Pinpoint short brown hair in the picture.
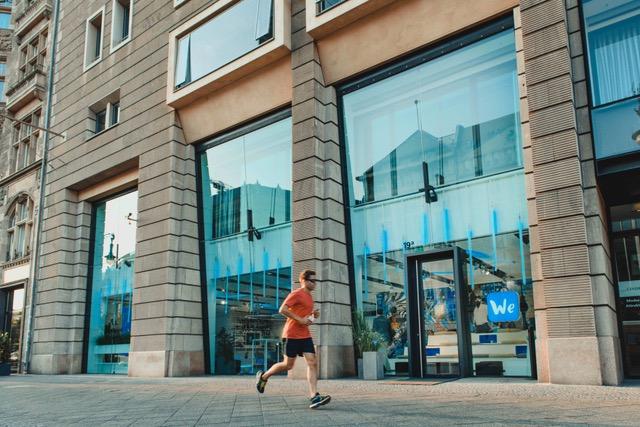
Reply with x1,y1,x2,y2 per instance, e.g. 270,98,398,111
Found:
299,269,316,282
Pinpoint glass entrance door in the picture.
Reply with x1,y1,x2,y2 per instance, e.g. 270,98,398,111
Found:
610,202,640,378
408,247,472,378
419,256,460,376
408,245,534,378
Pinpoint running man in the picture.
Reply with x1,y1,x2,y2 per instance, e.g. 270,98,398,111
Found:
255,269,331,409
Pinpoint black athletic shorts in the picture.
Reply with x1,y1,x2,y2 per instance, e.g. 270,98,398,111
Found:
283,337,315,358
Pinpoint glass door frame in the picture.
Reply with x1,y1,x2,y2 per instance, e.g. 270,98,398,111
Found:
610,227,640,379
82,187,138,374
405,246,473,378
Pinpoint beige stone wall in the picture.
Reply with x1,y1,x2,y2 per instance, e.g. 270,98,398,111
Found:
518,0,623,385
0,0,45,374
24,0,628,383
31,0,206,375
290,0,355,379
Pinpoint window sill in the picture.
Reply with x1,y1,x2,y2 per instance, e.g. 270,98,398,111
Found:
174,0,189,8
86,122,119,142
306,0,397,39
0,159,42,186
110,37,131,55
2,255,31,270
83,56,103,73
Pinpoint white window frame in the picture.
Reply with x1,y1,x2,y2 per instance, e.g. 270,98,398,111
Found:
6,197,33,261
110,0,133,54
84,7,106,72
88,91,121,139
174,0,189,8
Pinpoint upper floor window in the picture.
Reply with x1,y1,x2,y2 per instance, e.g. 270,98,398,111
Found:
18,29,48,80
583,0,640,159
111,0,132,50
7,197,34,261
89,91,120,136
11,109,40,173
0,12,10,29
84,8,105,70
174,0,274,89
316,0,346,14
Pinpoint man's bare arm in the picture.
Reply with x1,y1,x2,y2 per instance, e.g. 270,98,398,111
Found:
280,304,312,326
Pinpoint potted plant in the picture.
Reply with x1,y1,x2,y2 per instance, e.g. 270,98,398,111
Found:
352,311,385,380
0,332,12,376
215,327,238,374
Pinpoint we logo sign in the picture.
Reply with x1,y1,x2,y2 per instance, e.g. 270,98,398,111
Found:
486,291,520,322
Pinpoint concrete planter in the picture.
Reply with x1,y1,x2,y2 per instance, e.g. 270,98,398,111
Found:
362,351,384,380
0,363,11,376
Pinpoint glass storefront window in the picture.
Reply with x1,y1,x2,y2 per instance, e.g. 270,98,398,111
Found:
583,0,640,159
342,27,533,377
343,30,521,206
199,115,292,375
86,190,138,374
611,203,640,377
0,286,24,372
175,0,274,88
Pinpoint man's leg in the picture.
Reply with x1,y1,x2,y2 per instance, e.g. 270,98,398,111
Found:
304,352,331,409
303,352,318,398
262,356,296,380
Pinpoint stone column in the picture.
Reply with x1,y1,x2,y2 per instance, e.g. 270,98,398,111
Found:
519,0,623,385
290,0,355,378
128,122,204,377
30,188,90,374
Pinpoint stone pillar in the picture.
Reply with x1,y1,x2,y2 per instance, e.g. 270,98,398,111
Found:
128,123,205,377
290,0,355,378
519,0,623,385
30,188,90,374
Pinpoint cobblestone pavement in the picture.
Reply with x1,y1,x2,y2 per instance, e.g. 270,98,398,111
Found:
2,375,640,426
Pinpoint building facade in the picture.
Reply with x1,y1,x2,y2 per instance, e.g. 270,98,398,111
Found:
14,0,640,385
0,0,53,374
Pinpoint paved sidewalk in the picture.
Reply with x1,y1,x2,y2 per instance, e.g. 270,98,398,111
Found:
1,375,640,426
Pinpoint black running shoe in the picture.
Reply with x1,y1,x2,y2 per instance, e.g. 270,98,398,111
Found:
309,393,331,409
256,370,267,394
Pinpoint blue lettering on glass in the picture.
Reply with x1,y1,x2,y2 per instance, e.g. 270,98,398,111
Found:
486,291,520,322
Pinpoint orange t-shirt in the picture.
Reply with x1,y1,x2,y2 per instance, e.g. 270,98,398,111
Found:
281,288,314,339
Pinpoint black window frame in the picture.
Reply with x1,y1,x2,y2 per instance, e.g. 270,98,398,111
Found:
194,107,292,375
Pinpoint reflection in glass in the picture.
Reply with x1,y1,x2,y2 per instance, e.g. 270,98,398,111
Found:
583,0,640,107
583,0,640,159
421,258,459,376
200,117,292,374
344,30,521,205
175,0,274,88
0,287,24,372
86,191,137,374
592,93,640,158
342,28,533,376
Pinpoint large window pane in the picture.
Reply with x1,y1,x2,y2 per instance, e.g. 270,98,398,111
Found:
175,0,274,88
583,0,640,106
86,191,137,374
343,30,521,206
200,116,292,375
583,0,640,159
